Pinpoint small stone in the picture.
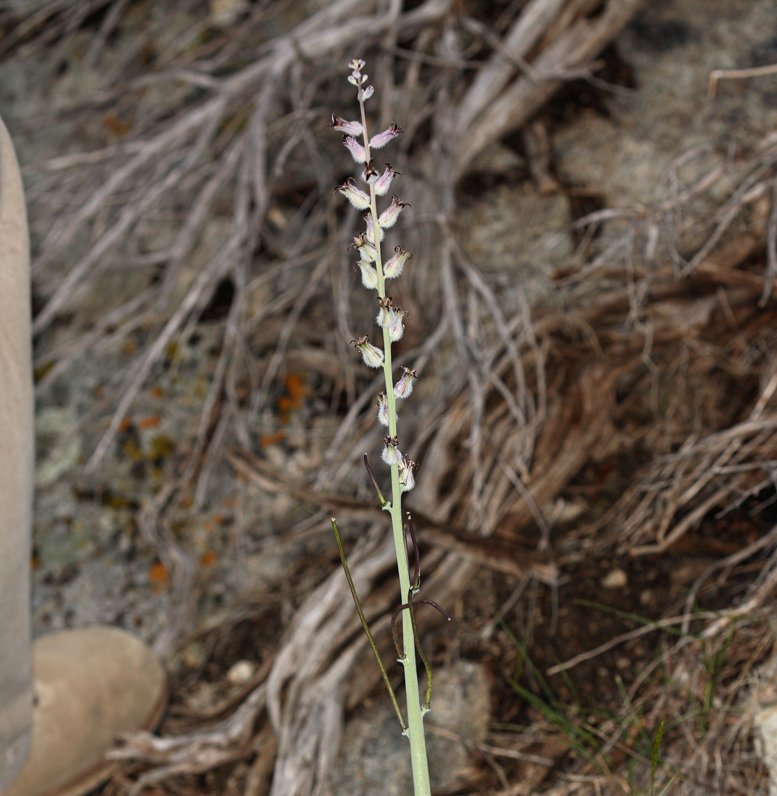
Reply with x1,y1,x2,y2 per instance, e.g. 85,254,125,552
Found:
600,568,628,589
227,660,256,684
181,642,205,669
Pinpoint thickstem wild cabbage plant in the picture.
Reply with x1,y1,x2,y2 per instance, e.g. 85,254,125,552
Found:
328,59,450,796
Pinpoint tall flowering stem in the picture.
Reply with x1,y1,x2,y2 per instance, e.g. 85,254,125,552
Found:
330,60,446,796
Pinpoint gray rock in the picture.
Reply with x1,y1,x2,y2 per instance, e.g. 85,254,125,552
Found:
333,660,490,796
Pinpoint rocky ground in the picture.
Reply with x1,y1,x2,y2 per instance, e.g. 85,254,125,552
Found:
3,0,777,794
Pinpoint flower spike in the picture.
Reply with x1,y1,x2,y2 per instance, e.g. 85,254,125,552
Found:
330,59,444,791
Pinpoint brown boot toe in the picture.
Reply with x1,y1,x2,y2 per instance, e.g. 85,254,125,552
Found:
3,627,167,796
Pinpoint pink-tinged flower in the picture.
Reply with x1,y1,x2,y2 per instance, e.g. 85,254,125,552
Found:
370,123,403,150
360,85,374,101
351,336,384,368
376,392,390,426
335,178,370,209
348,59,365,74
348,233,378,263
388,310,406,342
364,212,384,244
374,164,399,196
328,114,363,136
398,455,417,492
378,196,410,229
394,366,416,399
376,296,399,329
381,435,402,466
355,261,378,290
343,135,367,163
383,246,412,280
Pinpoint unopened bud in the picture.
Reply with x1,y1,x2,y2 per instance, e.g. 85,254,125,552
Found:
348,59,365,74
382,435,401,466
343,135,367,163
394,366,416,399
370,123,403,150
378,196,410,229
374,164,399,196
356,261,378,290
351,336,384,369
383,246,412,280
336,178,370,209
328,115,363,136
377,392,390,426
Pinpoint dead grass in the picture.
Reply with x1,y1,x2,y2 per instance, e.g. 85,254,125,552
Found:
5,0,777,794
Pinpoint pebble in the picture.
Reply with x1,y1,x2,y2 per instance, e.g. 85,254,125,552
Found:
600,568,628,589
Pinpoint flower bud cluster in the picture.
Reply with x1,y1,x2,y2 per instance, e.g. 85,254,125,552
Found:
331,59,418,490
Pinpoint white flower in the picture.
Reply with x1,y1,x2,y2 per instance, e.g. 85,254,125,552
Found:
388,312,406,341
364,212,385,244
394,367,416,399
378,196,410,229
374,164,399,196
328,115,362,136
376,296,398,328
356,261,378,290
383,246,412,280
343,135,367,163
336,178,370,209
381,436,401,466
376,392,390,426
351,336,384,368
362,162,379,184
399,455,417,492
348,233,378,263
370,123,403,149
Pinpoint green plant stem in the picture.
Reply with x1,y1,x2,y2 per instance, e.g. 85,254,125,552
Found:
331,518,407,733
359,94,432,796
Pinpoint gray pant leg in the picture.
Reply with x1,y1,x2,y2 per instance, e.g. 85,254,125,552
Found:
0,115,34,791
